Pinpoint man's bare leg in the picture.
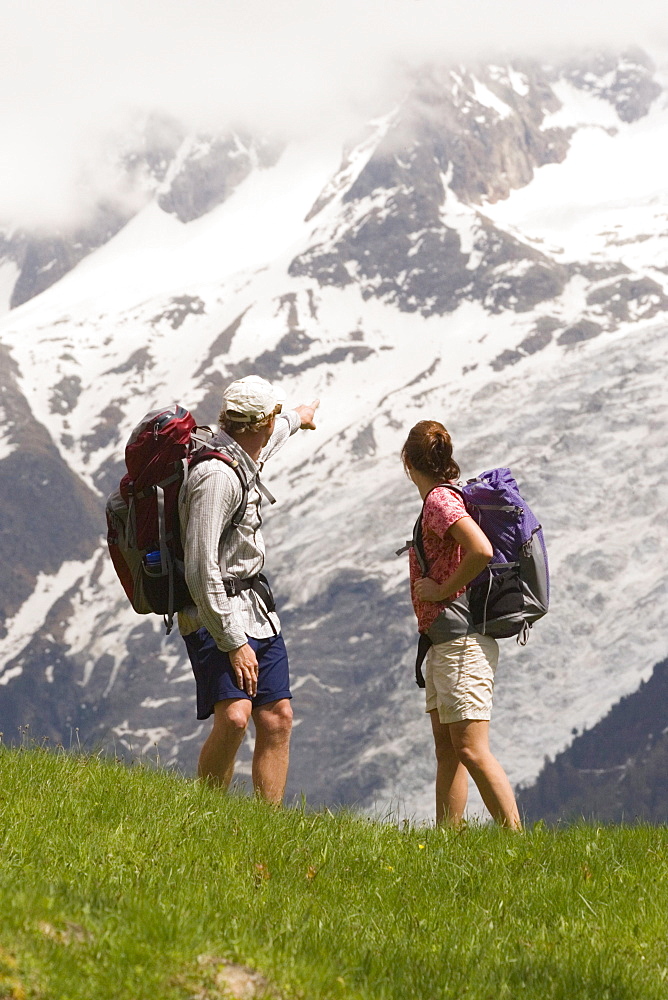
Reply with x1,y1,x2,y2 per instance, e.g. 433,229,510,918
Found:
430,709,469,826
198,698,253,788
251,699,293,804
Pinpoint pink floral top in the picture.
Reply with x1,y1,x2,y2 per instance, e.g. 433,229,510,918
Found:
409,485,468,633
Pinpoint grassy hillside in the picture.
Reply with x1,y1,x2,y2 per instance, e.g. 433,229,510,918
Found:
1,745,668,1000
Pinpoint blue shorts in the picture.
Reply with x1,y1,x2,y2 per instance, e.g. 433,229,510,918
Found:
183,628,292,719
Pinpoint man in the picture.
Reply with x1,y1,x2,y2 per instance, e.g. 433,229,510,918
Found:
178,375,319,803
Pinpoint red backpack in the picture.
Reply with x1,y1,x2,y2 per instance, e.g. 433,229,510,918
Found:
105,404,247,633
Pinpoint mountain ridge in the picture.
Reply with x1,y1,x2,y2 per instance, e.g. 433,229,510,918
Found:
1,47,667,818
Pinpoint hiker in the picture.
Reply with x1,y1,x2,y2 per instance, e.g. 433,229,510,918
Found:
178,375,319,803
401,420,521,829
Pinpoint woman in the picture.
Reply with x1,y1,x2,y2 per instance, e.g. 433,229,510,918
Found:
402,420,521,829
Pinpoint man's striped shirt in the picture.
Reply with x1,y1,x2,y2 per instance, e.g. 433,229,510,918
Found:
177,410,300,650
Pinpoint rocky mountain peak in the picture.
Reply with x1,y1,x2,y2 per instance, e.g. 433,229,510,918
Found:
1,47,667,820
558,46,661,123
157,130,284,223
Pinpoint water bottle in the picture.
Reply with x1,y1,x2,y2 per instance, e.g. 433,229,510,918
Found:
144,550,163,576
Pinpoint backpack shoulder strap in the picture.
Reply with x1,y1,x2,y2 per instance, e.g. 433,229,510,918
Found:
413,483,467,575
430,482,464,499
188,448,249,529
412,510,428,576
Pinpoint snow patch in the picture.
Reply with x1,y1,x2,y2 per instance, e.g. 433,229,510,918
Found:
484,94,668,271
471,78,512,118
291,673,343,694
439,173,485,268
111,721,174,755
140,696,183,709
508,68,530,97
0,557,98,682
546,80,622,129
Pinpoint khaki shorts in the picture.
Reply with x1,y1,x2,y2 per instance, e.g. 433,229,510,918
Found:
424,632,499,724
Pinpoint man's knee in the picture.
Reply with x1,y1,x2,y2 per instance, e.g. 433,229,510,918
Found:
254,699,293,739
213,699,252,735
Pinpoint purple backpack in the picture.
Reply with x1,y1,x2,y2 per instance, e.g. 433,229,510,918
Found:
402,468,549,687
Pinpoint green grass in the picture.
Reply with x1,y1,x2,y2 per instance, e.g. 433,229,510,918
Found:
1,745,668,999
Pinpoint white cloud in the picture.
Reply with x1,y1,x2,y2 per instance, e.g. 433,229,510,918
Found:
0,0,666,229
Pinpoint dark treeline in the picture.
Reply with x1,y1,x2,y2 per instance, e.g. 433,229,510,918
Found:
518,656,668,824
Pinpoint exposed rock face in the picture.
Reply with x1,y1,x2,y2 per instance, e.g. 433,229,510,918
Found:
290,154,570,317
80,401,127,458
586,277,668,323
157,132,283,223
489,271,668,369
49,375,83,416
225,292,375,381
0,346,102,626
557,319,603,346
150,296,206,329
559,47,661,123
0,50,661,317
406,62,568,207
289,52,660,319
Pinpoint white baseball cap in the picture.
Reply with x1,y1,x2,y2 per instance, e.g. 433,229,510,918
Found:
221,375,284,424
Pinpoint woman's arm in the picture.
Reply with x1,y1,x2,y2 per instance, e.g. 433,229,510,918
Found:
413,515,493,603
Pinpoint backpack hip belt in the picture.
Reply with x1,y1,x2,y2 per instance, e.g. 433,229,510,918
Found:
223,573,276,615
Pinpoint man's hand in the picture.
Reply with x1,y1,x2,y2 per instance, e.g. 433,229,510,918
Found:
229,643,258,697
413,577,446,603
294,399,320,430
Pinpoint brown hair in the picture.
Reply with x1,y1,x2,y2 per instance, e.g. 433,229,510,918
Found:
401,420,460,482
218,403,282,435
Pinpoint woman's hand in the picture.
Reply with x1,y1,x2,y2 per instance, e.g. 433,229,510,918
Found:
413,516,493,604
413,577,446,603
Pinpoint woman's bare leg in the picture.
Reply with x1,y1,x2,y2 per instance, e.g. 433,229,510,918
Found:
430,710,469,826
449,719,521,829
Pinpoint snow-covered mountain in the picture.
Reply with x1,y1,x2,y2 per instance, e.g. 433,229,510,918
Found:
1,48,667,819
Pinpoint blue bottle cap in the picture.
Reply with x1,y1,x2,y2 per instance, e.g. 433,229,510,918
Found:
145,550,162,564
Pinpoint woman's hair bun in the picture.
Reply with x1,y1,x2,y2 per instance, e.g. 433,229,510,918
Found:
401,420,460,482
